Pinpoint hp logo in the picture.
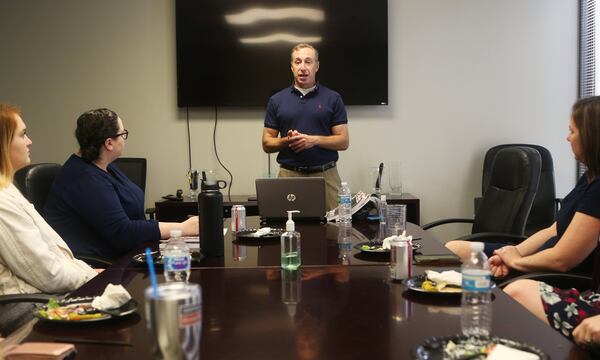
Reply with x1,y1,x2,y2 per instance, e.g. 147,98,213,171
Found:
286,193,297,202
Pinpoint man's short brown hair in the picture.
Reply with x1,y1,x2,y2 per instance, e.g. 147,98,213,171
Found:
290,43,319,62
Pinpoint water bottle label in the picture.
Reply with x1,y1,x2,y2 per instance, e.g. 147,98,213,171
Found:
339,195,351,206
165,255,190,271
462,270,491,292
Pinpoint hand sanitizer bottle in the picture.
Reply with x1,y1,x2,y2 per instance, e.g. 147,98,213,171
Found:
281,210,301,270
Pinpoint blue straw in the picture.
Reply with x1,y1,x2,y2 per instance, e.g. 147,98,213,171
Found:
145,247,158,297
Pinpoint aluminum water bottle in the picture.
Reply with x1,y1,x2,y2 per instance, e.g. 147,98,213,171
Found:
163,229,191,282
199,180,224,257
337,181,352,223
461,242,492,337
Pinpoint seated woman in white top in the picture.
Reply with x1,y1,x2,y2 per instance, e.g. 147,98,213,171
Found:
0,104,97,295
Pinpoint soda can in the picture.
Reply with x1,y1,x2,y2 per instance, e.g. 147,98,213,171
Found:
231,205,246,232
232,243,247,261
390,238,412,280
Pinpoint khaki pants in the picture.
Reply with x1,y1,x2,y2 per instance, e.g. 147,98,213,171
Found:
278,166,342,211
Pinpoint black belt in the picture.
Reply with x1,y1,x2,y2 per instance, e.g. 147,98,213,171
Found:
280,161,336,174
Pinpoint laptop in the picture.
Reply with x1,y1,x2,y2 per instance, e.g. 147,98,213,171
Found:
255,177,326,222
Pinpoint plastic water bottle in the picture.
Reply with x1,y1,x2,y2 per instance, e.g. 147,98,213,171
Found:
379,195,387,239
461,242,492,337
163,229,191,282
337,181,352,223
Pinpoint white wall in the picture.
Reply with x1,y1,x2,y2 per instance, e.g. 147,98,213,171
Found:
0,0,578,239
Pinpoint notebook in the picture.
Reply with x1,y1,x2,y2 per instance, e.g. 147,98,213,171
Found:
255,177,326,222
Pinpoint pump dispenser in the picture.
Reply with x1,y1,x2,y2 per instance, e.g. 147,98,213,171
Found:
281,210,301,270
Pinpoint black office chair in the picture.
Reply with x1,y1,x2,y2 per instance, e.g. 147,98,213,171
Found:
479,144,558,236
112,157,155,219
14,163,113,268
423,147,542,244
112,157,147,193
13,163,62,214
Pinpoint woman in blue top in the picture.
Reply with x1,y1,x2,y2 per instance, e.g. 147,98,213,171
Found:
44,108,198,260
493,96,600,343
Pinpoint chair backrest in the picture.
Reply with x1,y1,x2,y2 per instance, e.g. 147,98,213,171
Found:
473,147,541,235
112,157,147,193
482,144,556,235
13,163,62,213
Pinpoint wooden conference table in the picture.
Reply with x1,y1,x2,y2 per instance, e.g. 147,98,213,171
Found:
18,219,592,359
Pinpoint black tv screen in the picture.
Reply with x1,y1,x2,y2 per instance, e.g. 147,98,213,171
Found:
176,0,388,107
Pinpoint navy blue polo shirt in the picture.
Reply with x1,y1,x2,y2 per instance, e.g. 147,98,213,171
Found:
264,84,348,167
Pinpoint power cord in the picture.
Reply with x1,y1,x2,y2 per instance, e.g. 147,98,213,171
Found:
186,107,192,172
213,107,233,200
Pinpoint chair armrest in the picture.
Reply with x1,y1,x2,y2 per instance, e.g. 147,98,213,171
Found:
460,232,527,244
0,293,56,305
422,218,474,230
498,272,592,292
75,254,114,268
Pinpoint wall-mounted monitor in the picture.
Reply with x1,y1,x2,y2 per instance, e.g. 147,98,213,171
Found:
176,0,388,107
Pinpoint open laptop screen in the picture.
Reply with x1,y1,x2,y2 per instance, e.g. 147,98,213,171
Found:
255,177,326,222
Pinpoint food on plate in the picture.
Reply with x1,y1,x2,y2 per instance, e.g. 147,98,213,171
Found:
443,341,540,360
37,298,105,321
444,339,493,359
360,244,385,251
421,270,462,293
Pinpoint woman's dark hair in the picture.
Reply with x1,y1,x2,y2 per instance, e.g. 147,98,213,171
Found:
572,96,600,180
75,108,119,162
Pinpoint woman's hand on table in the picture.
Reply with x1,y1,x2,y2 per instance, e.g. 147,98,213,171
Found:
181,216,199,235
494,246,523,270
489,254,510,278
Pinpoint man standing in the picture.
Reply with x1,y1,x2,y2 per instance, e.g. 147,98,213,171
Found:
262,44,350,211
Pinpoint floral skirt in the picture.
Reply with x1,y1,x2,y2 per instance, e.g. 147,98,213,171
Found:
540,282,600,339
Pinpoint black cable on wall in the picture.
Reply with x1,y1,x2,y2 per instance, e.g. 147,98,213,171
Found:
213,107,233,200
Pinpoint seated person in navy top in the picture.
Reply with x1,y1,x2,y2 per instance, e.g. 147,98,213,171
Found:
494,96,600,343
446,97,600,279
44,108,198,260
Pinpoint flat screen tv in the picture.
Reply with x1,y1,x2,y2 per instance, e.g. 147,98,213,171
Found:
176,0,388,107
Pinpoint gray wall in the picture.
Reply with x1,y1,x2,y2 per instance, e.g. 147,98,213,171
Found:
0,0,578,239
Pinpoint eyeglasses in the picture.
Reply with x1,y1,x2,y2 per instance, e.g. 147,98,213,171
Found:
113,129,129,140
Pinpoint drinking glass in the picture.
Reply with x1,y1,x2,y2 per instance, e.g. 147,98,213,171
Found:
388,162,403,196
386,204,406,236
188,169,199,200
145,283,202,360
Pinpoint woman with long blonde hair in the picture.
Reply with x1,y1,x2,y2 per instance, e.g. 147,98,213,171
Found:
0,104,96,295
